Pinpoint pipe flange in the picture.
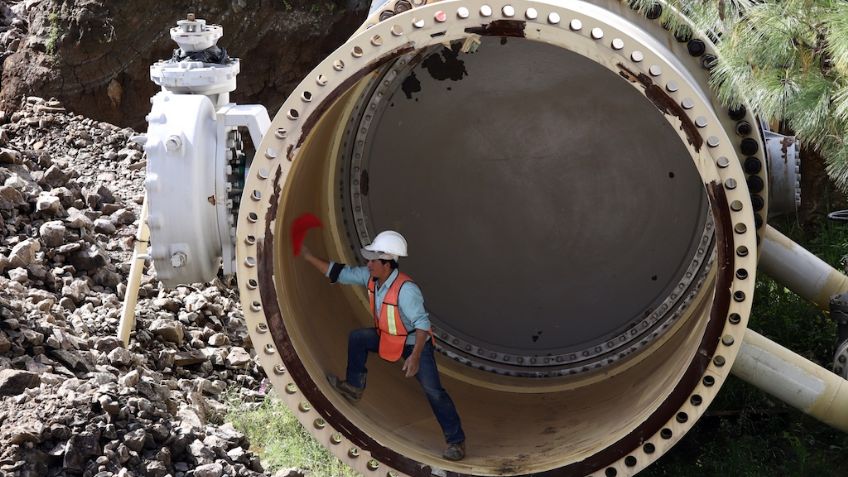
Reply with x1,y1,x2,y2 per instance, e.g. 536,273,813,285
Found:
764,129,800,218
237,1,758,475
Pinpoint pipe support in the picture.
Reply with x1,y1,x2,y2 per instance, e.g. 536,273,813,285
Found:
118,195,150,347
733,329,848,432
759,225,848,309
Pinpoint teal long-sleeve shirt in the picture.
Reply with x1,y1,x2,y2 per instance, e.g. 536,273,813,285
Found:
326,263,430,345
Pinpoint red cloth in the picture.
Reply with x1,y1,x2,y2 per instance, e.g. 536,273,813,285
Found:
290,213,322,256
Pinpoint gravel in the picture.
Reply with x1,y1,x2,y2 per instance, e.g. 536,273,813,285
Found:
0,97,271,477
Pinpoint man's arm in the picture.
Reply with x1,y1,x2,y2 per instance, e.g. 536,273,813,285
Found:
302,247,329,274
402,329,429,377
399,283,431,378
302,246,370,286
398,283,431,333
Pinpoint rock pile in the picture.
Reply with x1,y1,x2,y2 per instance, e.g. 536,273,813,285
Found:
0,1,27,85
0,98,270,477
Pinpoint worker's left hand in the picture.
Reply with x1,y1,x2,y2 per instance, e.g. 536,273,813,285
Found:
402,355,420,377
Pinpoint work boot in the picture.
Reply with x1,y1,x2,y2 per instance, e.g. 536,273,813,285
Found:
442,441,465,461
326,374,364,403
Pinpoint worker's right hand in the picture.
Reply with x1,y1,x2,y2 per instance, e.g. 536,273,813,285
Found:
402,355,420,378
301,245,312,259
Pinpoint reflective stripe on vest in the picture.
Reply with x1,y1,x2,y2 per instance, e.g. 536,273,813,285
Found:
386,305,399,335
368,272,413,362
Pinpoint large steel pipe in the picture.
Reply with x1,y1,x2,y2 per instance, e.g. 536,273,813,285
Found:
235,1,766,475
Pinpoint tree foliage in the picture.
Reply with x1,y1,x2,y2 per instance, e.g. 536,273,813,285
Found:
630,0,848,190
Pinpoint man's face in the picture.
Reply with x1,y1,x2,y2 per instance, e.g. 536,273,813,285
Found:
367,259,392,280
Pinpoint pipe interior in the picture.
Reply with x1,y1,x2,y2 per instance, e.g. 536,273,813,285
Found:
275,37,717,473
354,38,709,371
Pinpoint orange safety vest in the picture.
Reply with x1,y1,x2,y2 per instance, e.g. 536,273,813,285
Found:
368,273,429,362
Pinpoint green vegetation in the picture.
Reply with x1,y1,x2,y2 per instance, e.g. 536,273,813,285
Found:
624,1,848,466
629,0,848,191
644,218,848,476
45,12,61,55
226,394,357,476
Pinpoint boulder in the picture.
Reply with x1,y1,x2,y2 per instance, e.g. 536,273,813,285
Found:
109,207,136,226
64,207,93,229
8,421,44,445
61,278,90,304
93,336,122,353
0,147,21,164
0,369,41,396
194,463,224,477
0,333,11,353
145,461,168,477
226,347,252,368
68,245,108,271
84,184,115,209
150,318,185,345
39,221,66,247
107,346,134,367
0,185,25,209
40,164,69,187
63,433,101,473
9,238,40,268
93,217,116,234
35,193,64,215
8,267,28,283
122,428,147,453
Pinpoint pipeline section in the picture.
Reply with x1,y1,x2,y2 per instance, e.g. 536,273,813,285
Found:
733,329,848,432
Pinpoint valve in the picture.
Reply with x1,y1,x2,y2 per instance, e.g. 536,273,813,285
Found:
144,14,270,287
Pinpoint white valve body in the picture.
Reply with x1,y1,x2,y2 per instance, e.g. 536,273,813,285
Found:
144,92,269,287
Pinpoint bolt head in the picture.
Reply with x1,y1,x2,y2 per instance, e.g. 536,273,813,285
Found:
165,135,182,152
170,252,187,268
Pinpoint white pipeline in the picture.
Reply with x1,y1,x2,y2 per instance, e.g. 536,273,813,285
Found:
759,225,848,309
733,329,848,432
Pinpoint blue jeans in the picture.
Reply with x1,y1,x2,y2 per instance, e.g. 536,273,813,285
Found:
345,327,466,444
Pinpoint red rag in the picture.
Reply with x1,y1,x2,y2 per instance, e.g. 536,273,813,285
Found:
291,213,323,256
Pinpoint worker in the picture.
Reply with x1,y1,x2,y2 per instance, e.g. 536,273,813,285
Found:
302,230,466,461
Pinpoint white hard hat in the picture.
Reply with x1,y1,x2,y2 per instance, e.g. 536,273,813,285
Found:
361,231,408,261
